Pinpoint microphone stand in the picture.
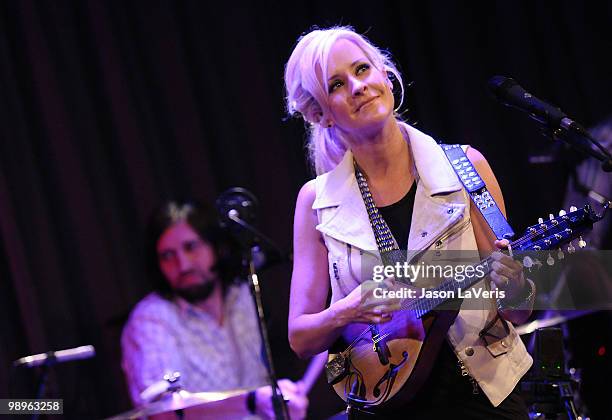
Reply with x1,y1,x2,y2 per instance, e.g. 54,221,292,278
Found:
32,354,54,420
228,212,290,420
551,122,612,172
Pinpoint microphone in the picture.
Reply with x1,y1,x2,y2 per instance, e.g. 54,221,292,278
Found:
215,187,291,267
14,345,95,368
215,187,258,229
487,76,589,136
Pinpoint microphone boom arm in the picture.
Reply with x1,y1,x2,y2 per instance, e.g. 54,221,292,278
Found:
488,75,612,172
227,211,291,264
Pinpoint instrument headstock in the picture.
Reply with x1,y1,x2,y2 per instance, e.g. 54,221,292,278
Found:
512,204,601,269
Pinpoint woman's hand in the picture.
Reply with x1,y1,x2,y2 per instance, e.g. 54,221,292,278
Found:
490,239,526,300
331,279,401,326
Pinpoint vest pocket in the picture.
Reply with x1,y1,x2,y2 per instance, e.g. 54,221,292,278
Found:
429,217,471,254
480,316,514,357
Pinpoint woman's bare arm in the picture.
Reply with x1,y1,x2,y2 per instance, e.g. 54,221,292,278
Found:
288,180,396,358
467,147,533,324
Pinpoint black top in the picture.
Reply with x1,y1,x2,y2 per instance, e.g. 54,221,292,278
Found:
377,182,417,250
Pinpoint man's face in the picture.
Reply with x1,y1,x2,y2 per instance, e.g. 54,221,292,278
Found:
156,221,218,301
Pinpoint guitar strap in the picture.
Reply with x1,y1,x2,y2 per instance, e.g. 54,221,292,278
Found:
441,144,515,240
441,144,515,352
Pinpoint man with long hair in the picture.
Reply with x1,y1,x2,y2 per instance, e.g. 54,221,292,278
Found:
121,200,307,419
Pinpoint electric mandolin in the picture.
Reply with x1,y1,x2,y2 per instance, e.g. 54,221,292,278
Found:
325,204,607,411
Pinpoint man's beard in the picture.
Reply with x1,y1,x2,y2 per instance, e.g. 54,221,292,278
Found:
174,279,217,304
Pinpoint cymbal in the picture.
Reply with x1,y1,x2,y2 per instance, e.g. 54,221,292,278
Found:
515,310,598,335
106,388,250,420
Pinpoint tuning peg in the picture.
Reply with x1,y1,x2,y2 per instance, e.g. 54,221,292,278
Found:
569,206,577,212
549,214,554,220
578,236,587,248
559,210,567,216
567,242,576,254
557,248,564,260
546,253,555,266
538,217,544,224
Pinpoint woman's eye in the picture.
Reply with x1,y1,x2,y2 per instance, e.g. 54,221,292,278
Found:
329,80,343,93
356,63,370,74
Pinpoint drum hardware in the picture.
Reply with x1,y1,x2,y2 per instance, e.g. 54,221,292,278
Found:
520,327,587,420
105,388,252,420
515,311,602,336
139,371,182,404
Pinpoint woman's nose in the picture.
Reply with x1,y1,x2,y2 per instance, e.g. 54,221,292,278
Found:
351,78,367,96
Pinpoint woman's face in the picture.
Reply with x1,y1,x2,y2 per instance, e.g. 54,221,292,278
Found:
325,39,394,137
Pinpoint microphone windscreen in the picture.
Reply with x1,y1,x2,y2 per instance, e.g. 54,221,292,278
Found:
487,76,517,100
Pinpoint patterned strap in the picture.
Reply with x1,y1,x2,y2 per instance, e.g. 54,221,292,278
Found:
354,161,404,357
441,144,515,240
354,162,406,267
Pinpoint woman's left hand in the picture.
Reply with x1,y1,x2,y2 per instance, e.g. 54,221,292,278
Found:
490,239,526,300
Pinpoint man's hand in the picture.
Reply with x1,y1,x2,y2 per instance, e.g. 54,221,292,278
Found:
255,378,308,419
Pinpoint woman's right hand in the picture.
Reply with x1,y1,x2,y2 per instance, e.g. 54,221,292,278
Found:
331,279,401,326
289,180,403,358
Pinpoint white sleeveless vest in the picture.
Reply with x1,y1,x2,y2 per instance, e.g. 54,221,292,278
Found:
312,123,532,407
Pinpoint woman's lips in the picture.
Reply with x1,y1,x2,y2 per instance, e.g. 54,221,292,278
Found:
355,97,378,112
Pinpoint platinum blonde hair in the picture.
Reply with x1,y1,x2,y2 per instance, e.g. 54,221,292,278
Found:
284,26,404,175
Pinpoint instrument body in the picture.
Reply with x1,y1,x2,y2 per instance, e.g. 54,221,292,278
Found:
329,303,457,410
326,205,603,411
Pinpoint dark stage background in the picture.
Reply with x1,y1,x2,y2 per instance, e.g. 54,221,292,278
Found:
1,1,611,419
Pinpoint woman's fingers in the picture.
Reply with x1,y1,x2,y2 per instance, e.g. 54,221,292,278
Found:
490,269,510,288
490,247,525,292
363,308,395,323
491,260,518,281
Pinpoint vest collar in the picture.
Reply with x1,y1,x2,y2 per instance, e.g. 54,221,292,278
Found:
403,123,463,195
312,124,463,251
313,123,462,209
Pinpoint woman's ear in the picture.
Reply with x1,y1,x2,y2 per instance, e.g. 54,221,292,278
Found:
385,70,395,90
318,110,334,128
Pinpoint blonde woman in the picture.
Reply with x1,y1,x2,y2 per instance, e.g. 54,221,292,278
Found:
285,26,534,418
